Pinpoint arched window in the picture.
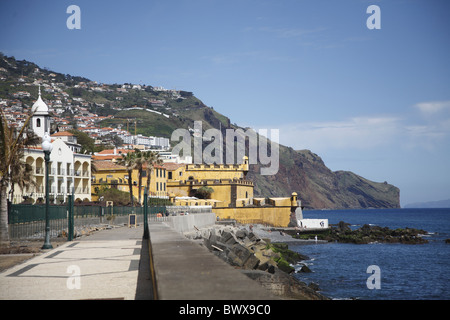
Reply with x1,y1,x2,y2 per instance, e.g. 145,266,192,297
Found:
36,118,41,127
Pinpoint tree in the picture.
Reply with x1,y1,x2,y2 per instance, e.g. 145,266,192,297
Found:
195,186,214,199
143,151,163,196
68,129,95,154
133,150,163,204
10,161,37,203
116,152,137,207
0,108,37,246
96,187,135,206
133,150,145,205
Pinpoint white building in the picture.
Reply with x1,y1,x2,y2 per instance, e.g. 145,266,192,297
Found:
298,219,329,229
10,87,92,204
117,133,170,150
51,131,82,153
158,151,192,164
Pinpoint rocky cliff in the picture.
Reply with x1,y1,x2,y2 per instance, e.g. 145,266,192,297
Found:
248,148,400,209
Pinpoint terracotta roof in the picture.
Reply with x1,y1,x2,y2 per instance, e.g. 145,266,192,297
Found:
96,148,133,155
92,155,123,161
51,131,74,137
93,160,126,170
162,163,186,170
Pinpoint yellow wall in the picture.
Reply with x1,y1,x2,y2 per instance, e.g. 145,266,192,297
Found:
164,160,253,207
167,166,185,182
172,198,220,207
213,206,292,227
184,164,245,181
167,180,253,207
91,164,168,202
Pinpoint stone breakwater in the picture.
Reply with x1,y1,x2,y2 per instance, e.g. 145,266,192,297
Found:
291,221,430,244
185,225,329,300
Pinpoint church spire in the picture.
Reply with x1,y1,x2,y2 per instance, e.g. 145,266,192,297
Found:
31,84,50,138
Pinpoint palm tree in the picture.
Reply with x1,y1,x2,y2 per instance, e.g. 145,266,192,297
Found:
10,161,37,203
117,151,137,206
133,150,146,205
0,108,37,246
143,151,163,196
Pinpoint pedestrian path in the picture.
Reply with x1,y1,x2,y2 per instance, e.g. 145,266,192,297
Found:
1,222,278,300
0,226,145,300
149,222,277,300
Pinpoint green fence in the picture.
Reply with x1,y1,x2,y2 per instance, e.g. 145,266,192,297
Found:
9,204,67,224
8,202,168,240
103,206,167,216
8,204,68,240
70,205,167,217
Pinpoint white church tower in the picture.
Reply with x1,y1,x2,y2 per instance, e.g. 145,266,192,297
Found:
31,86,50,139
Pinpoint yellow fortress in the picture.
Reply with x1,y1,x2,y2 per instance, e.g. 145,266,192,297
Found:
164,156,302,227
92,155,301,227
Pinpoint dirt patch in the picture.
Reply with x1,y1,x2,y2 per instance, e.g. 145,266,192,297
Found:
0,239,67,273
0,254,37,272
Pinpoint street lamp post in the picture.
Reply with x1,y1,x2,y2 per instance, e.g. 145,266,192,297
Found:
42,133,53,250
143,187,149,239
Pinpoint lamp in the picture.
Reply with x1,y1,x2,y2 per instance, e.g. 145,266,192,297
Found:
42,132,53,249
42,133,53,153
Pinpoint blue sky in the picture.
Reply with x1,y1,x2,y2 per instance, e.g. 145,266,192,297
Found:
1,0,449,206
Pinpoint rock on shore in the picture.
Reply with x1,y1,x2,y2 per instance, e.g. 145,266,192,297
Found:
292,221,429,244
185,225,329,300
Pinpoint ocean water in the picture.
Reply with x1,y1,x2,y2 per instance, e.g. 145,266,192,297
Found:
291,208,450,300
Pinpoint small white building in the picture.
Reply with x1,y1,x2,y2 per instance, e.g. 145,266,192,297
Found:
298,219,329,229
51,131,82,153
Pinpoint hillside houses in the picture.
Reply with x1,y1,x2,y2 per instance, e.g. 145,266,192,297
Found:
1,55,176,153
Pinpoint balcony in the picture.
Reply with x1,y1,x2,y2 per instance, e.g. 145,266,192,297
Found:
74,170,89,178
75,187,90,194
50,187,67,194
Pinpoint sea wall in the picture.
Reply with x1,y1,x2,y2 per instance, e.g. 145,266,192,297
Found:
213,206,292,227
166,212,216,233
185,224,329,300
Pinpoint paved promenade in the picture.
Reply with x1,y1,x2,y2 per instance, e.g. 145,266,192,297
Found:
149,222,277,300
0,226,146,300
0,222,277,300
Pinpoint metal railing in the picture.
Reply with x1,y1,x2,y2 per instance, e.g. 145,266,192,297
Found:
7,202,170,240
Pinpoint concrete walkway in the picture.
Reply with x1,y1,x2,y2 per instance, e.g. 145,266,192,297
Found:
149,222,277,300
0,226,145,300
0,222,278,300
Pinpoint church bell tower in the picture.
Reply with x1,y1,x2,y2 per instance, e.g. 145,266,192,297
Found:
31,85,50,139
